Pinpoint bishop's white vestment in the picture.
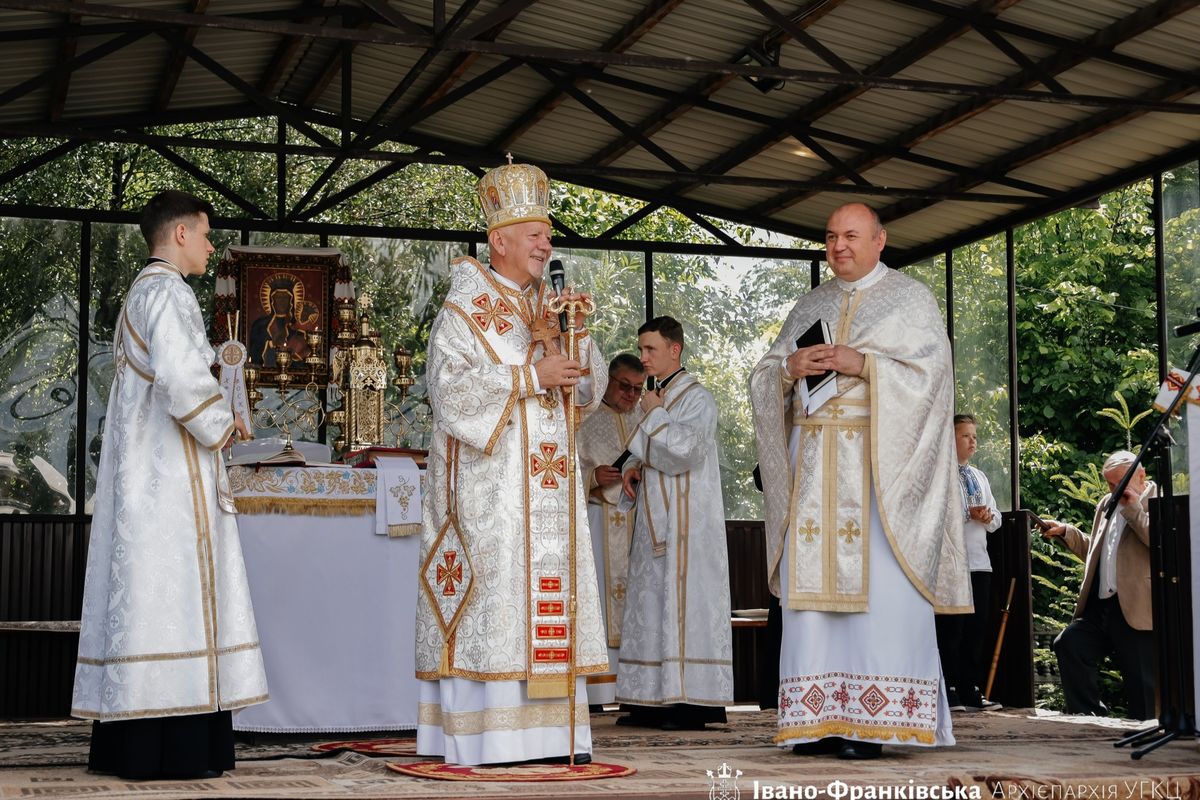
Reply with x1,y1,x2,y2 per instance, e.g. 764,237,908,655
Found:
415,257,608,765
578,402,643,705
616,372,734,709
749,262,969,748
73,261,268,721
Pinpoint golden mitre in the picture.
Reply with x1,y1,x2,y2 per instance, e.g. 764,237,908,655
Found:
476,158,550,233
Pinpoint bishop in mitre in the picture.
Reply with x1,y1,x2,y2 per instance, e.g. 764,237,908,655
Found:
578,353,645,706
616,316,733,729
749,202,969,760
414,161,609,766
73,190,267,780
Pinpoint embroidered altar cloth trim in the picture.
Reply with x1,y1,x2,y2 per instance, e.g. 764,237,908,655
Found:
229,465,377,516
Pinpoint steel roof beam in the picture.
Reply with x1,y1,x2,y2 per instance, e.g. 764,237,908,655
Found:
47,8,81,122
0,29,147,110
0,139,82,189
664,0,1021,202
489,0,685,152
893,0,1200,87
585,0,849,168
577,66,1055,197
257,0,341,95
598,203,660,240
148,143,268,219
355,0,425,35
876,73,1200,225
0,121,1040,203
748,0,1199,217
162,32,337,149
891,140,1200,267
286,0,486,220
153,0,209,113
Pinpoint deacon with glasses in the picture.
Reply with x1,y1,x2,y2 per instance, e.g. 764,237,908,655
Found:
578,353,646,707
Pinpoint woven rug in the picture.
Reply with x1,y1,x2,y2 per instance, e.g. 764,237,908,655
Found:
311,738,419,757
384,760,636,781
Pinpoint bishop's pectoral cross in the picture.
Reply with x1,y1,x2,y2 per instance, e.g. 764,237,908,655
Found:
530,315,561,355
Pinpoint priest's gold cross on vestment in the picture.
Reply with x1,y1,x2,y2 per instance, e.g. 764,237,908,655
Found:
799,518,820,543
436,551,464,596
838,520,862,545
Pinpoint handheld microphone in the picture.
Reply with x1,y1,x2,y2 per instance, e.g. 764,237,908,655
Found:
547,259,568,332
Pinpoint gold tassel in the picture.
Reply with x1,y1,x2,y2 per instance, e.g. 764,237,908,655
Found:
233,497,374,516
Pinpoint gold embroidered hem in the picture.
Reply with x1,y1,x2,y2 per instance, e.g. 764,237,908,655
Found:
387,523,422,537
418,701,586,736
76,640,260,666
934,603,975,614
774,722,936,745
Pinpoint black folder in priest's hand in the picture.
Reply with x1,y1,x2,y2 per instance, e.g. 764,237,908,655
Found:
795,318,837,415
795,318,835,394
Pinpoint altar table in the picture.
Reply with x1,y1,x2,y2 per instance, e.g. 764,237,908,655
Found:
228,465,420,733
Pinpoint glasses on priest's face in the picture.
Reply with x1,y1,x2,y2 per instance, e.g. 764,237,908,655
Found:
612,377,644,395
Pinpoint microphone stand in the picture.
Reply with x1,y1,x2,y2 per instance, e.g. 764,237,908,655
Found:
1109,324,1200,759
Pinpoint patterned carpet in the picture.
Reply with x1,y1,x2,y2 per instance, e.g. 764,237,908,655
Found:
2,710,1198,799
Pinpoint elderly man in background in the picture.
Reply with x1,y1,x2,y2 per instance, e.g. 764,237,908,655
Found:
1042,450,1157,720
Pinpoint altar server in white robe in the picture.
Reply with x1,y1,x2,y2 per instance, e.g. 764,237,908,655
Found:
578,353,645,706
415,161,609,766
749,202,970,760
617,316,733,729
73,190,267,780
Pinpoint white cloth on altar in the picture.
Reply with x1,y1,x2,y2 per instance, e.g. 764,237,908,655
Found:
234,509,419,732
374,456,422,537
417,677,591,765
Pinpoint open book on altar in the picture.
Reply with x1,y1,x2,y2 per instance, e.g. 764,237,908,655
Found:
341,445,428,469
227,438,334,467
796,318,837,415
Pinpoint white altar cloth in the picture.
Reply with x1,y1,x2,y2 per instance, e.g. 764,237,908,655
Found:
229,465,419,732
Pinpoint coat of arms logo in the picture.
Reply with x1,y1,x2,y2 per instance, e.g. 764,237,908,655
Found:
706,762,742,800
